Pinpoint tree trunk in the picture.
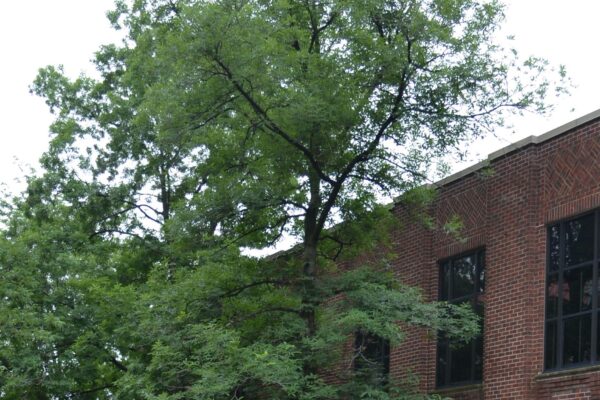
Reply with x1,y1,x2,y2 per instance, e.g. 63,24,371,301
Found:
301,169,321,337
302,240,318,336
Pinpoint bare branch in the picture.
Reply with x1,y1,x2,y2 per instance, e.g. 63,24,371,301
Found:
89,229,144,240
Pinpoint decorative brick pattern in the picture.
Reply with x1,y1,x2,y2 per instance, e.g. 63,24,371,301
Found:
544,128,600,203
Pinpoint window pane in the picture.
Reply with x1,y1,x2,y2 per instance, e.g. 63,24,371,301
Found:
381,340,390,376
549,224,560,272
436,340,448,387
452,255,476,298
597,312,600,362
473,335,483,381
440,262,450,300
546,274,559,318
450,341,472,383
354,332,390,385
473,302,484,380
562,266,593,316
478,265,485,293
565,214,594,266
563,314,592,366
474,301,484,328
545,321,557,369
595,270,600,309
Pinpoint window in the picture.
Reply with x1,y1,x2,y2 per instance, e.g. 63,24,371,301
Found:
437,249,485,387
354,331,390,386
545,211,600,370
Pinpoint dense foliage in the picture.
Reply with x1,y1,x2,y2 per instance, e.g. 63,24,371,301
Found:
0,0,565,398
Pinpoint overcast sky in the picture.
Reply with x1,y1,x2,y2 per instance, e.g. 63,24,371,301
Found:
1,0,598,194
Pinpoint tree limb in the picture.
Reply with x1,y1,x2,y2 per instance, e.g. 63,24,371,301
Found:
212,57,336,186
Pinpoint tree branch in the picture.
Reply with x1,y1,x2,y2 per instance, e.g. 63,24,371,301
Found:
315,35,416,235
230,307,302,325
123,200,164,225
218,279,287,299
72,384,115,397
89,228,143,240
212,57,335,185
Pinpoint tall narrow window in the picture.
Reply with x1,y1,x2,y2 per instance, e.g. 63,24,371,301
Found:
437,249,485,387
545,211,599,370
354,331,390,386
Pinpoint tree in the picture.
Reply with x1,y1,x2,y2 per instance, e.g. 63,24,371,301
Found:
0,186,476,399
0,182,136,399
12,0,566,398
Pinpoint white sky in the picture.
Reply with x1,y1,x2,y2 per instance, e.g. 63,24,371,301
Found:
0,0,121,193
0,0,599,193
463,0,600,168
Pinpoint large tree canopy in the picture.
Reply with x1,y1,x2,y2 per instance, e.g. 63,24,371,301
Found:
0,0,565,398
32,0,564,252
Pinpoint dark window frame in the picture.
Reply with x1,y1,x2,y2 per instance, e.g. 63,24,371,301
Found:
545,210,600,371
436,248,485,388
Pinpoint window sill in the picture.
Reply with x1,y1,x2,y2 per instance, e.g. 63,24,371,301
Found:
433,383,483,396
536,364,600,381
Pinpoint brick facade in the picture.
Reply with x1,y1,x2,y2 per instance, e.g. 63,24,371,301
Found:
387,110,600,399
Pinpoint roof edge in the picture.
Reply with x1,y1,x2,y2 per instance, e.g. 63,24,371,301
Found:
434,108,600,187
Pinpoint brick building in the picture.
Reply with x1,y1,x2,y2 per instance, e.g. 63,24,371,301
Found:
387,109,600,399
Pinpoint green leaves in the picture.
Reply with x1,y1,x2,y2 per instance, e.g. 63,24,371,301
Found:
143,324,304,399
29,0,567,255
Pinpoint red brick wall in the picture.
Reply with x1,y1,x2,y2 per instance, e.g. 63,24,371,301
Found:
387,118,600,399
